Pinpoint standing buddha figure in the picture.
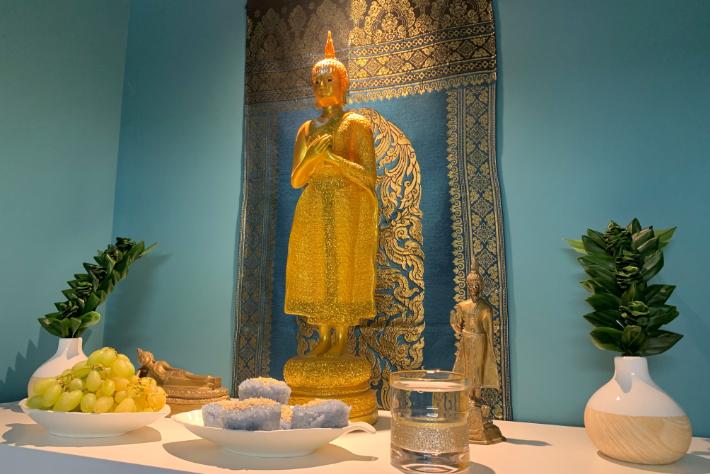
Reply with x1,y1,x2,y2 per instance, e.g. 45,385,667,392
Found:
282,31,379,424
451,260,505,444
284,31,378,357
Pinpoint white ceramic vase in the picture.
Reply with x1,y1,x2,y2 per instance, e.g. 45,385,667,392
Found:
27,338,87,396
584,356,692,465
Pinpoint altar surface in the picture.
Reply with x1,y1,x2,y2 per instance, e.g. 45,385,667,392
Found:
1,403,708,473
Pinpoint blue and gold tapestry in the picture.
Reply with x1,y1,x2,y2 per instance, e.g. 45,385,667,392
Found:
234,0,510,419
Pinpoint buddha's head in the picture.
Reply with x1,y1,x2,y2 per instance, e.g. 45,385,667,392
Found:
466,265,483,298
311,31,349,108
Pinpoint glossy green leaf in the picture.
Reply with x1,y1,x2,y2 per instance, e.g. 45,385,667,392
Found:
631,228,653,250
647,305,679,330
586,292,620,311
640,250,663,282
583,310,622,328
579,254,616,271
590,327,623,352
582,235,606,255
640,330,682,356
645,284,676,306
655,227,676,249
621,325,646,355
628,218,642,234
636,236,659,256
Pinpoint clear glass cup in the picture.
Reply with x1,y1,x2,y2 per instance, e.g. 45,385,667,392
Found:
389,370,470,473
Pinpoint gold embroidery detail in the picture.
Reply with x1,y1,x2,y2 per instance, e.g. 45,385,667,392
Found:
245,0,495,104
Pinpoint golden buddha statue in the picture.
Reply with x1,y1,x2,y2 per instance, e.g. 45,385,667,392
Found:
451,261,505,444
282,31,378,423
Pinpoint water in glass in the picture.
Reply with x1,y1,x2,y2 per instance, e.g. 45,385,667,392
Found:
389,370,469,473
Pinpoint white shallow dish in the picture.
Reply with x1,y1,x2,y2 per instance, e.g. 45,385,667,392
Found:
172,409,376,457
20,398,170,438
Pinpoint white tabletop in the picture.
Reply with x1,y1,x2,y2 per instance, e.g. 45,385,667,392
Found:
1,403,708,474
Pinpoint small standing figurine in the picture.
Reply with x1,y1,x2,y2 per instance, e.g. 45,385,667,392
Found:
451,261,505,444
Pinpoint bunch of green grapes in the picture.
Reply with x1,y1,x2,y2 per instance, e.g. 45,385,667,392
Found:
27,347,167,413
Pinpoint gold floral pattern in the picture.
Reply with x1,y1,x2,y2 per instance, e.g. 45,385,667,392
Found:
245,0,495,104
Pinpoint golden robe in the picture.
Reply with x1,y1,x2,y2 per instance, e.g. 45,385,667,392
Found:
285,111,378,326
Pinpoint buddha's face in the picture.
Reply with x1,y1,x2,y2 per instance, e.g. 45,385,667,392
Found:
467,275,482,298
313,66,344,108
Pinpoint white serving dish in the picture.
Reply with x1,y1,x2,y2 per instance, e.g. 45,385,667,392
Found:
19,398,170,438
172,409,376,457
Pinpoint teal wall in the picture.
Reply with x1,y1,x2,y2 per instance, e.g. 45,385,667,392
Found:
0,1,130,400
1,0,708,438
105,0,246,393
496,0,710,434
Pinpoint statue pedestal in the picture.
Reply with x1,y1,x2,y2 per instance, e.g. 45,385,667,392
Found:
163,386,229,416
283,355,378,425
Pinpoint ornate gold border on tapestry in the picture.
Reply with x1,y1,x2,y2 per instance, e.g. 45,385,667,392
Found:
446,83,511,420
232,107,278,392
247,20,495,104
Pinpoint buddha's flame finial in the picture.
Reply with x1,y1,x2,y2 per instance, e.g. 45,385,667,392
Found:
325,31,335,59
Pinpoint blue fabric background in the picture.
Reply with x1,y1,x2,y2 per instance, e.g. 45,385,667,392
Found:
270,92,457,378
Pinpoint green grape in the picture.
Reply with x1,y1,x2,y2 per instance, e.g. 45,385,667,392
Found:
27,395,45,409
69,378,83,391
53,390,82,412
99,379,115,396
29,378,57,397
41,382,62,409
80,393,96,413
112,377,129,391
71,362,91,379
60,369,72,377
88,349,104,365
110,359,134,378
85,370,102,392
94,396,114,413
114,397,136,413
117,354,131,364
114,390,128,404
99,348,118,367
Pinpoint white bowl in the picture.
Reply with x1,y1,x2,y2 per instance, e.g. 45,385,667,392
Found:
172,409,376,457
19,399,170,438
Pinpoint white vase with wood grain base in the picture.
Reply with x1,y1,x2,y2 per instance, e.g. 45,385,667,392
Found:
584,356,691,465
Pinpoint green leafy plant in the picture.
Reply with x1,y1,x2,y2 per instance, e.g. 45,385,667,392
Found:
568,219,681,356
39,237,157,338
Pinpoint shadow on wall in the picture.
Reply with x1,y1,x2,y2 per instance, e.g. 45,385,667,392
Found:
0,329,55,402
104,252,169,345
0,319,101,403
